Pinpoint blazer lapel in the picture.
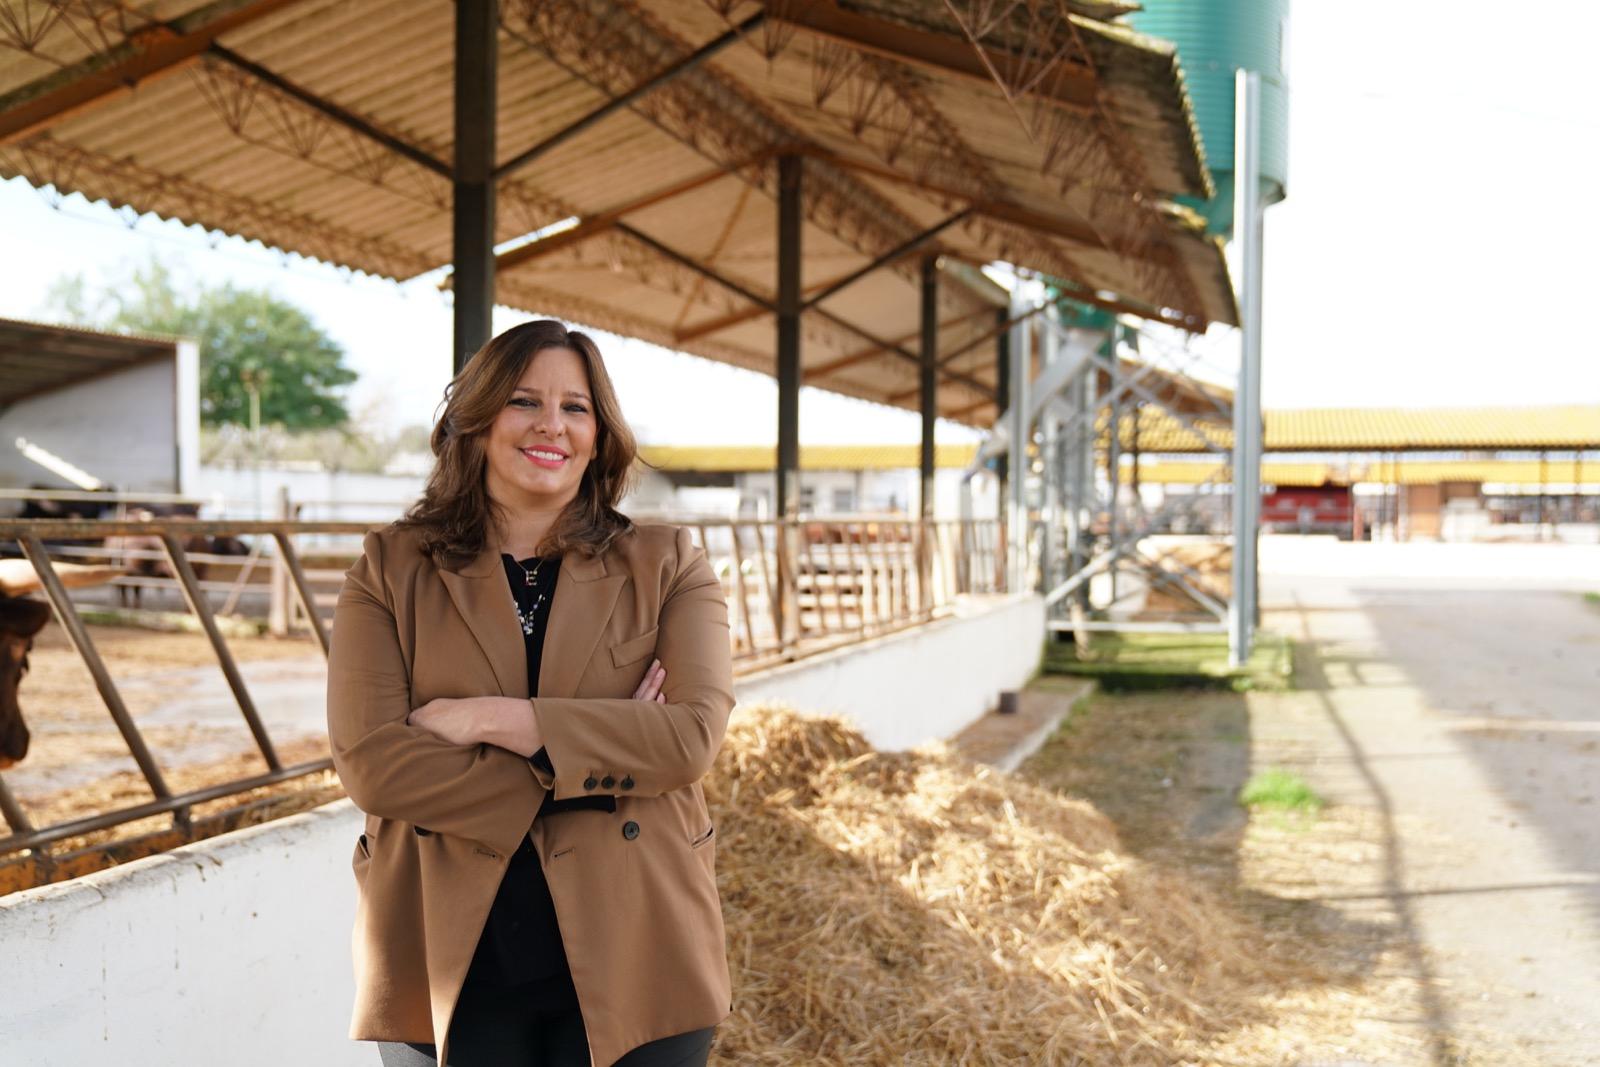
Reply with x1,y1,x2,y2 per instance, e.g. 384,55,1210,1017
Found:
438,549,527,699
539,550,627,699
438,539,627,701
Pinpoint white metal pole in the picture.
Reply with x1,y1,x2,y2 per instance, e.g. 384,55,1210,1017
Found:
1040,311,1058,592
1230,69,1264,668
1008,292,1031,593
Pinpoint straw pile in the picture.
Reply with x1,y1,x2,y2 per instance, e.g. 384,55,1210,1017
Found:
1142,543,1231,617
705,704,1309,1066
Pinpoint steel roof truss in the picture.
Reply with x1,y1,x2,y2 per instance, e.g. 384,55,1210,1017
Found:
0,0,303,144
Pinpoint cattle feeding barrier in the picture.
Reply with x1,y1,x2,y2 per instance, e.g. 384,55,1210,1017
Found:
0,514,1004,889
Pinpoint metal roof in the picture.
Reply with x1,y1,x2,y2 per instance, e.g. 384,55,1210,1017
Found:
639,442,980,471
0,316,181,407
643,405,1600,473
1137,458,1600,488
0,0,1237,430
1113,405,1600,454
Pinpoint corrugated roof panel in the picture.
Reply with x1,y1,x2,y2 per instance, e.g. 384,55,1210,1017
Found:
1135,459,1600,487
1124,405,1600,453
2,0,1236,429
639,442,983,471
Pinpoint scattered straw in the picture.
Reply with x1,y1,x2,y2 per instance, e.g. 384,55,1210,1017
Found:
705,703,1319,1065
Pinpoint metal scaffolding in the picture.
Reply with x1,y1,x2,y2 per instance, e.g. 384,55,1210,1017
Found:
961,71,1267,665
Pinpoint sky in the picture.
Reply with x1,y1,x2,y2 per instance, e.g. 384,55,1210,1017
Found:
2,1,1596,443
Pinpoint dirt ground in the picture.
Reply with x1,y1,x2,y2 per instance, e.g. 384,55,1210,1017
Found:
7,622,332,845
1021,536,1600,1066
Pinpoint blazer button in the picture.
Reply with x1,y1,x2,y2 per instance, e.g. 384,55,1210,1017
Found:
620,776,634,790
583,776,599,790
600,775,616,789
621,820,640,840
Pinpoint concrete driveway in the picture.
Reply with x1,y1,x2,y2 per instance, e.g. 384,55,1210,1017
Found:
1259,537,1600,1064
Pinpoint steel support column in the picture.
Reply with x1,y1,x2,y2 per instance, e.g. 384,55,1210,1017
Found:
775,154,802,644
1229,70,1265,666
1007,294,1030,593
918,257,938,521
1039,311,1059,593
994,307,1010,525
776,155,802,522
452,0,498,374
1106,328,1123,606
918,255,938,612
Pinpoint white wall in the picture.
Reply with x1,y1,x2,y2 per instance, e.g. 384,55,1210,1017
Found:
0,354,181,498
734,592,1044,751
175,340,201,497
734,467,998,520
0,594,1042,1063
192,463,426,521
0,800,365,1066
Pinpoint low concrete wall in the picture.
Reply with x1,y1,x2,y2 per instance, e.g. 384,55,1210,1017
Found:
733,592,1045,751
0,593,1043,1062
0,800,366,1066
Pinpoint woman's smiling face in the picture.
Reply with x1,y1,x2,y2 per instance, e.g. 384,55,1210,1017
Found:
483,345,597,513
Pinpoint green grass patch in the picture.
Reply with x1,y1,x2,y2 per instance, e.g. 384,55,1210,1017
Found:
1040,630,1293,693
1239,768,1323,814
1584,591,1600,608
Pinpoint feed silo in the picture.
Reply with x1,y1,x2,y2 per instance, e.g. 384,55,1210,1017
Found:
1129,0,1290,235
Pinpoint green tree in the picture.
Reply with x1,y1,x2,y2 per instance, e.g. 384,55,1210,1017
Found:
43,260,358,430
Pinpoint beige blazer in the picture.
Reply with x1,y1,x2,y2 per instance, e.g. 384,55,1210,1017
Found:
326,520,736,1067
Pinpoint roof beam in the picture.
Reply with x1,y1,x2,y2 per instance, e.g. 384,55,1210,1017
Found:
800,209,970,311
806,305,994,382
507,210,997,401
614,223,773,311
674,248,958,345
494,156,768,274
608,225,994,398
937,249,1205,331
0,0,302,144
495,11,765,179
797,146,1113,253
777,4,1096,111
812,309,993,399
208,44,450,177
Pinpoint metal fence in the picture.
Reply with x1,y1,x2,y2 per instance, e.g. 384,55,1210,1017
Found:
0,514,1004,874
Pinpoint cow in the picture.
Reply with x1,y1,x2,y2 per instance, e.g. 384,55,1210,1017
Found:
112,506,251,610
0,593,50,769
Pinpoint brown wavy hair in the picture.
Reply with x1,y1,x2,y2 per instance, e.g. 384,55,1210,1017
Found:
395,320,638,567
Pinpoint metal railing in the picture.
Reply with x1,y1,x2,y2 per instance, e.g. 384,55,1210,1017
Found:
0,514,1005,870
0,519,364,862
691,517,1005,666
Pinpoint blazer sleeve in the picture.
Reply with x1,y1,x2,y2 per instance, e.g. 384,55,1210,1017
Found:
528,525,735,800
325,530,540,857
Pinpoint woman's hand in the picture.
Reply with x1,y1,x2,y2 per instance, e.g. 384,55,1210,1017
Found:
407,697,488,746
634,658,668,703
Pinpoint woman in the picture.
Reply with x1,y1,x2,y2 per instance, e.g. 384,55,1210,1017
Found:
326,320,736,1066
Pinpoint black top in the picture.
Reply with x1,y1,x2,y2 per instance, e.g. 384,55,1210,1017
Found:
462,553,616,1008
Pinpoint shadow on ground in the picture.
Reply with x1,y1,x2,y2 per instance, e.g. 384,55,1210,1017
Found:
1019,646,1468,1066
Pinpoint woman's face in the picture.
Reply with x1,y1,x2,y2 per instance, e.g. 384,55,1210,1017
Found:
483,345,597,515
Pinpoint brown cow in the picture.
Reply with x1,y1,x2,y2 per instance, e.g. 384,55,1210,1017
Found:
112,507,250,610
0,593,51,769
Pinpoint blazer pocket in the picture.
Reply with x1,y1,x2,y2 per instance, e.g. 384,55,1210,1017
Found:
689,824,715,850
356,833,371,859
609,626,659,669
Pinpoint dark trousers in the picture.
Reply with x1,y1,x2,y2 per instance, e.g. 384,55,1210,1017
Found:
374,979,715,1067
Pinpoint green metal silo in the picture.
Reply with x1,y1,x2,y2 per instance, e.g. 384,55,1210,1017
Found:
1129,0,1290,237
